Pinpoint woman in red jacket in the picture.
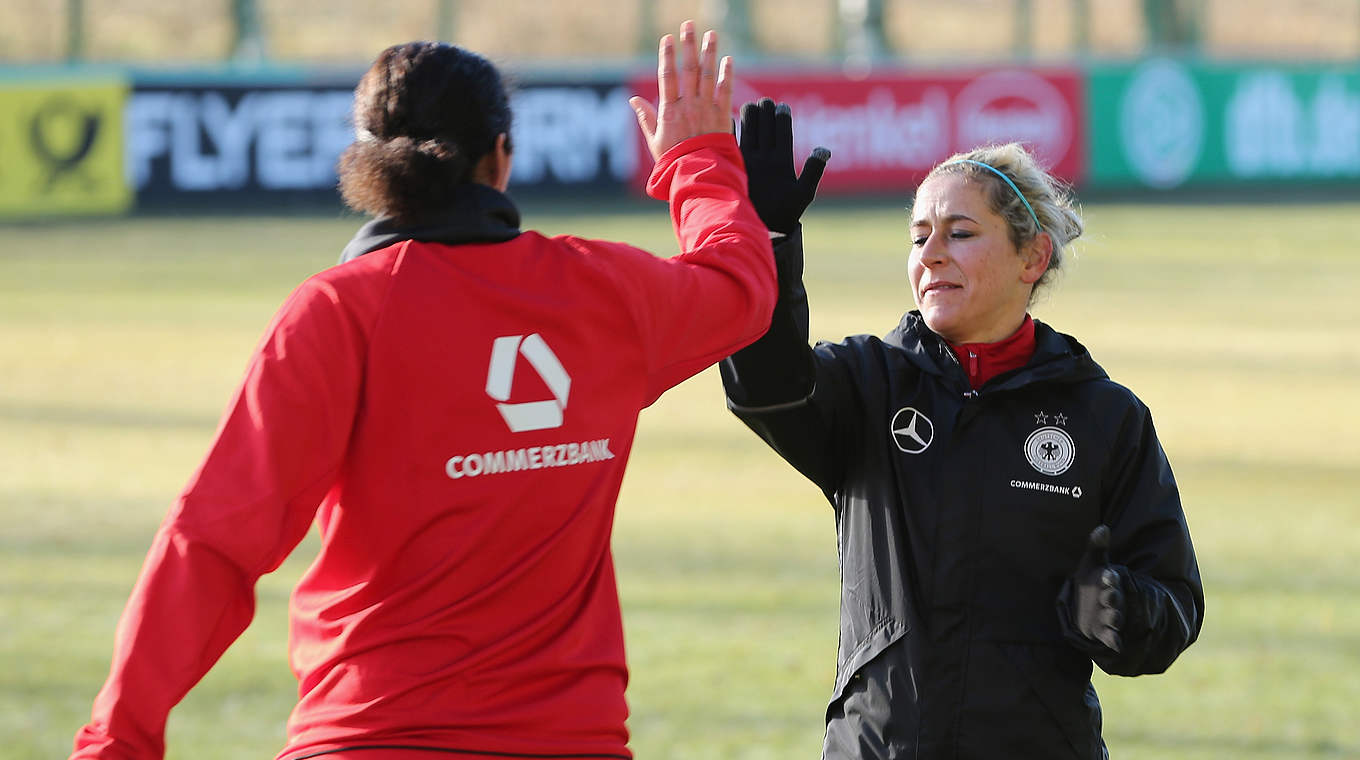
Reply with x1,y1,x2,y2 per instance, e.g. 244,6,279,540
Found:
71,21,774,760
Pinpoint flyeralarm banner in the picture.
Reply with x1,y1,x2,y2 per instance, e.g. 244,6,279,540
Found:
126,77,639,204
127,79,357,204
629,67,1088,193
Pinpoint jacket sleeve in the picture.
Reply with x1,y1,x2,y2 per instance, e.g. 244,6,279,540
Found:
69,272,375,760
1061,399,1205,677
602,132,776,405
718,228,851,494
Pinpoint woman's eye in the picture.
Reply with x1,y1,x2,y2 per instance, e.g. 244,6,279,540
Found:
911,236,927,247
949,230,975,240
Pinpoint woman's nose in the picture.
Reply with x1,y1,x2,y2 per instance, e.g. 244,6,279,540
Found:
918,233,947,266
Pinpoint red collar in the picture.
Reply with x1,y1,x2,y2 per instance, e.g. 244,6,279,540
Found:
947,315,1037,390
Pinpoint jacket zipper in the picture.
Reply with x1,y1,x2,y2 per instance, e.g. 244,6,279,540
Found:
942,345,981,400
965,350,981,398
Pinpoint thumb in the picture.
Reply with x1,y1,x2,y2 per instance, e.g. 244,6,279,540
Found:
1081,524,1112,572
630,96,658,142
795,147,832,196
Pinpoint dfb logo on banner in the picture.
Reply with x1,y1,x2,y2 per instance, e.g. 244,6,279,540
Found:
0,79,131,217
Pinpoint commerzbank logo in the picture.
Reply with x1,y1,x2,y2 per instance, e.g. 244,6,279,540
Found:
486,334,570,432
444,334,613,481
1120,59,1204,189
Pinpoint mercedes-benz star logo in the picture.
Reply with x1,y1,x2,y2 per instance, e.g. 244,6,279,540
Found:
891,407,934,454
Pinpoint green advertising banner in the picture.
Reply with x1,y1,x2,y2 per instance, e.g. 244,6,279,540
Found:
1089,59,1360,189
0,76,132,217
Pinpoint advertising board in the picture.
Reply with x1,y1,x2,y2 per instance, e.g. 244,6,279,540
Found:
1089,59,1360,189
126,77,639,204
629,67,1087,193
506,81,640,191
0,77,132,217
127,81,356,203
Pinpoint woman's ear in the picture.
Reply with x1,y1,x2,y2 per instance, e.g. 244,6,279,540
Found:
475,133,513,191
1019,232,1053,285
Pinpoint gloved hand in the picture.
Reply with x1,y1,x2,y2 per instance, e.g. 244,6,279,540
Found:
1061,525,1125,652
738,98,830,235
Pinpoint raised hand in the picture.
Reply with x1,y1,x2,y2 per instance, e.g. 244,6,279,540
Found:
629,20,734,161
738,98,830,234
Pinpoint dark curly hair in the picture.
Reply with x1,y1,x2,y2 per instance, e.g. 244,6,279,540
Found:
339,42,513,223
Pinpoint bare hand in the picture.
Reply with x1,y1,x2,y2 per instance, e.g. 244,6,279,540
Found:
630,19,734,161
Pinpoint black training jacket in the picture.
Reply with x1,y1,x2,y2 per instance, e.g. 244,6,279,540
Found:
720,230,1204,760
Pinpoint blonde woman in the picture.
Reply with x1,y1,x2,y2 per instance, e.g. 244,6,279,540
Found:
725,99,1204,759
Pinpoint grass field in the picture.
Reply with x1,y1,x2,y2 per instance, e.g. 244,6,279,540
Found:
3,197,1359,759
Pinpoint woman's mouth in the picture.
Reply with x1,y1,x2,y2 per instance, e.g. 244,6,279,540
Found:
922,282,962,298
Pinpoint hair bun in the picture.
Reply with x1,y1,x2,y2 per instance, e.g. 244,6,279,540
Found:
413,137,459,162
376,135,467,174
340,41,511,223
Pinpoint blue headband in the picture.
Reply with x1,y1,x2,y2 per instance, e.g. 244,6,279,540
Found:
945,159,1042,231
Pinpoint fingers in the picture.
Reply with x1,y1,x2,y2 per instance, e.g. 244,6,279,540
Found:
1097,566,1123,651
697,30,718,104
739,100,761,150
1099,567,1121,592
1099,593,1123,630
679,20,700,101
1085,524,1112,568
716,55,734,121
629,96,658,142
797,147,831,193
642,21,734,159
1098,605,1122,632
774,102,793,153
657,33,677,107
1097,626,1123,653
1099,568,1123,619
758,98,777,151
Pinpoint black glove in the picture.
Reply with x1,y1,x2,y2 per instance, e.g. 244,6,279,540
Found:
1060,525,1125,653
738,98,830,235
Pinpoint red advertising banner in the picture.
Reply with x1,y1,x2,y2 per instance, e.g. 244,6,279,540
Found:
629,67,1086,194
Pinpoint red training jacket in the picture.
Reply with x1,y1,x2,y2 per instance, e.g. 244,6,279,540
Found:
70,132,775,760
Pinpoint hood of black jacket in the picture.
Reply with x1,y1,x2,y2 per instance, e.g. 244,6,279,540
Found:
339,182,522,263
882,310,1109,391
